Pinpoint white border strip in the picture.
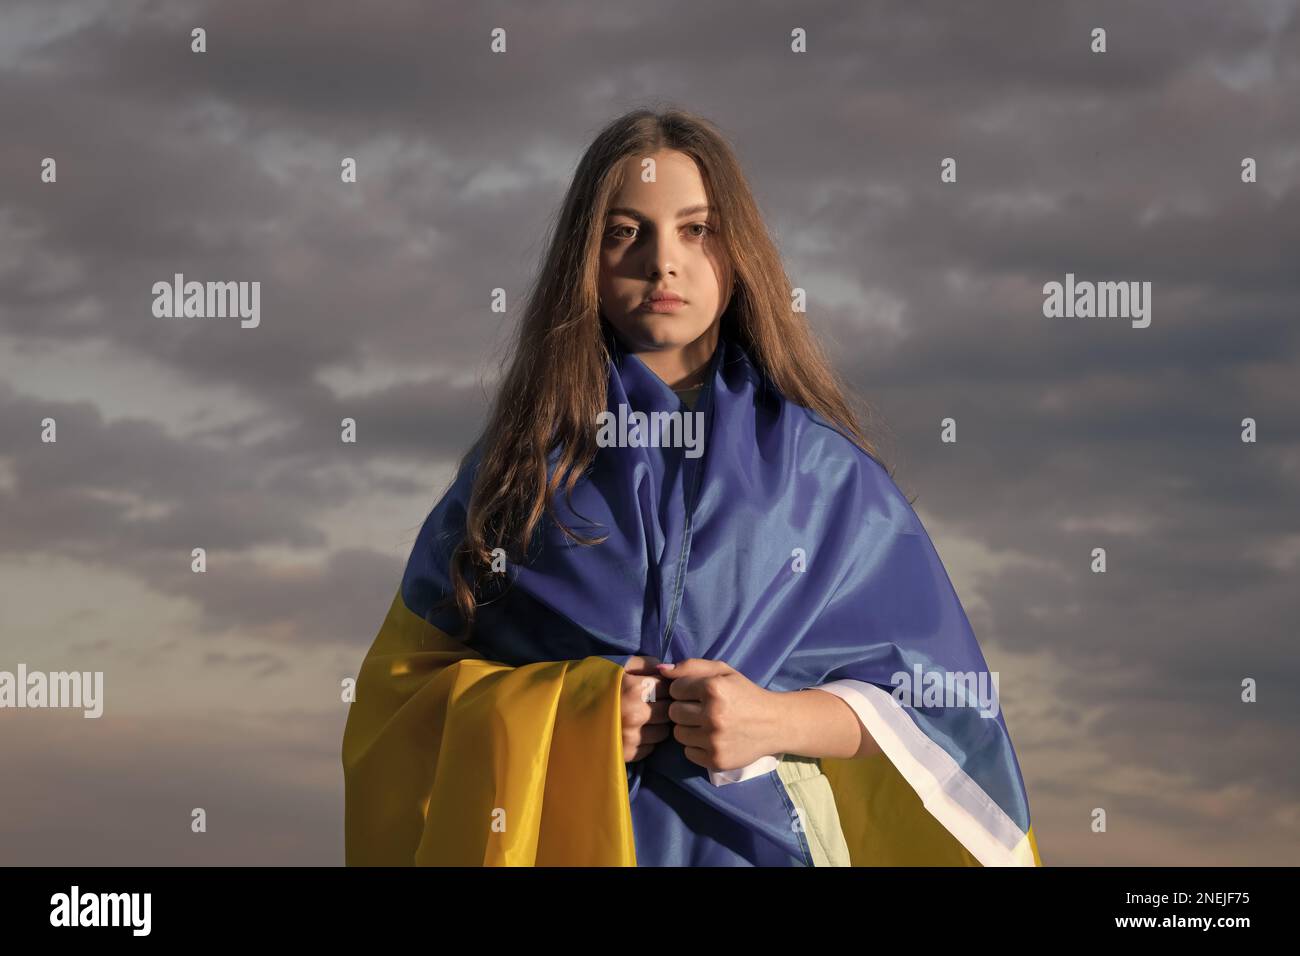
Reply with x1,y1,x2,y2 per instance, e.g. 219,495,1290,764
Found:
815,679,1037,867
708,754,781,786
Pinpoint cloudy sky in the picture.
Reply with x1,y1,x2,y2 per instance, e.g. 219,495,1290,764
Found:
1,0,1297,866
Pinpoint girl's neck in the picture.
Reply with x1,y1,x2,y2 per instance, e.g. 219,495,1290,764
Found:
630,324,719,390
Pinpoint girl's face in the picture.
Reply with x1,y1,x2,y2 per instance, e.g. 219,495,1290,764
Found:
597,149,732,363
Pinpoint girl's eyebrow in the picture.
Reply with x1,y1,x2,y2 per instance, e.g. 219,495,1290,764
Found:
606,204,714,221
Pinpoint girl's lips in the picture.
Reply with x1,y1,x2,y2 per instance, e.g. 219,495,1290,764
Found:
640,299,687,313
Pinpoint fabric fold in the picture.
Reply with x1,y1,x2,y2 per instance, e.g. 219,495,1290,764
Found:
342,587,636,866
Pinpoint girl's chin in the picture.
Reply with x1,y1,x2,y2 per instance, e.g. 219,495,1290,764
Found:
618,314,711,348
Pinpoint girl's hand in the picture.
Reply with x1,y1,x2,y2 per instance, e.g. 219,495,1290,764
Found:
655,659,780,773
619,655,673,763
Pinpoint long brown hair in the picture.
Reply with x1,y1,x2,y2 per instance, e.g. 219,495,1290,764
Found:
441,107,896,631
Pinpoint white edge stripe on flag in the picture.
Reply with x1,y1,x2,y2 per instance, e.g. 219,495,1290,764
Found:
708,753,781,787
813,679,1036,867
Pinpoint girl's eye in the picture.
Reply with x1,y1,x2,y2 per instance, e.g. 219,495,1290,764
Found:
606,223,714,241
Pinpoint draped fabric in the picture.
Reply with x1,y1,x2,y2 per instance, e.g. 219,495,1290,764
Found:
341,589,635,865
342,324,1041,867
